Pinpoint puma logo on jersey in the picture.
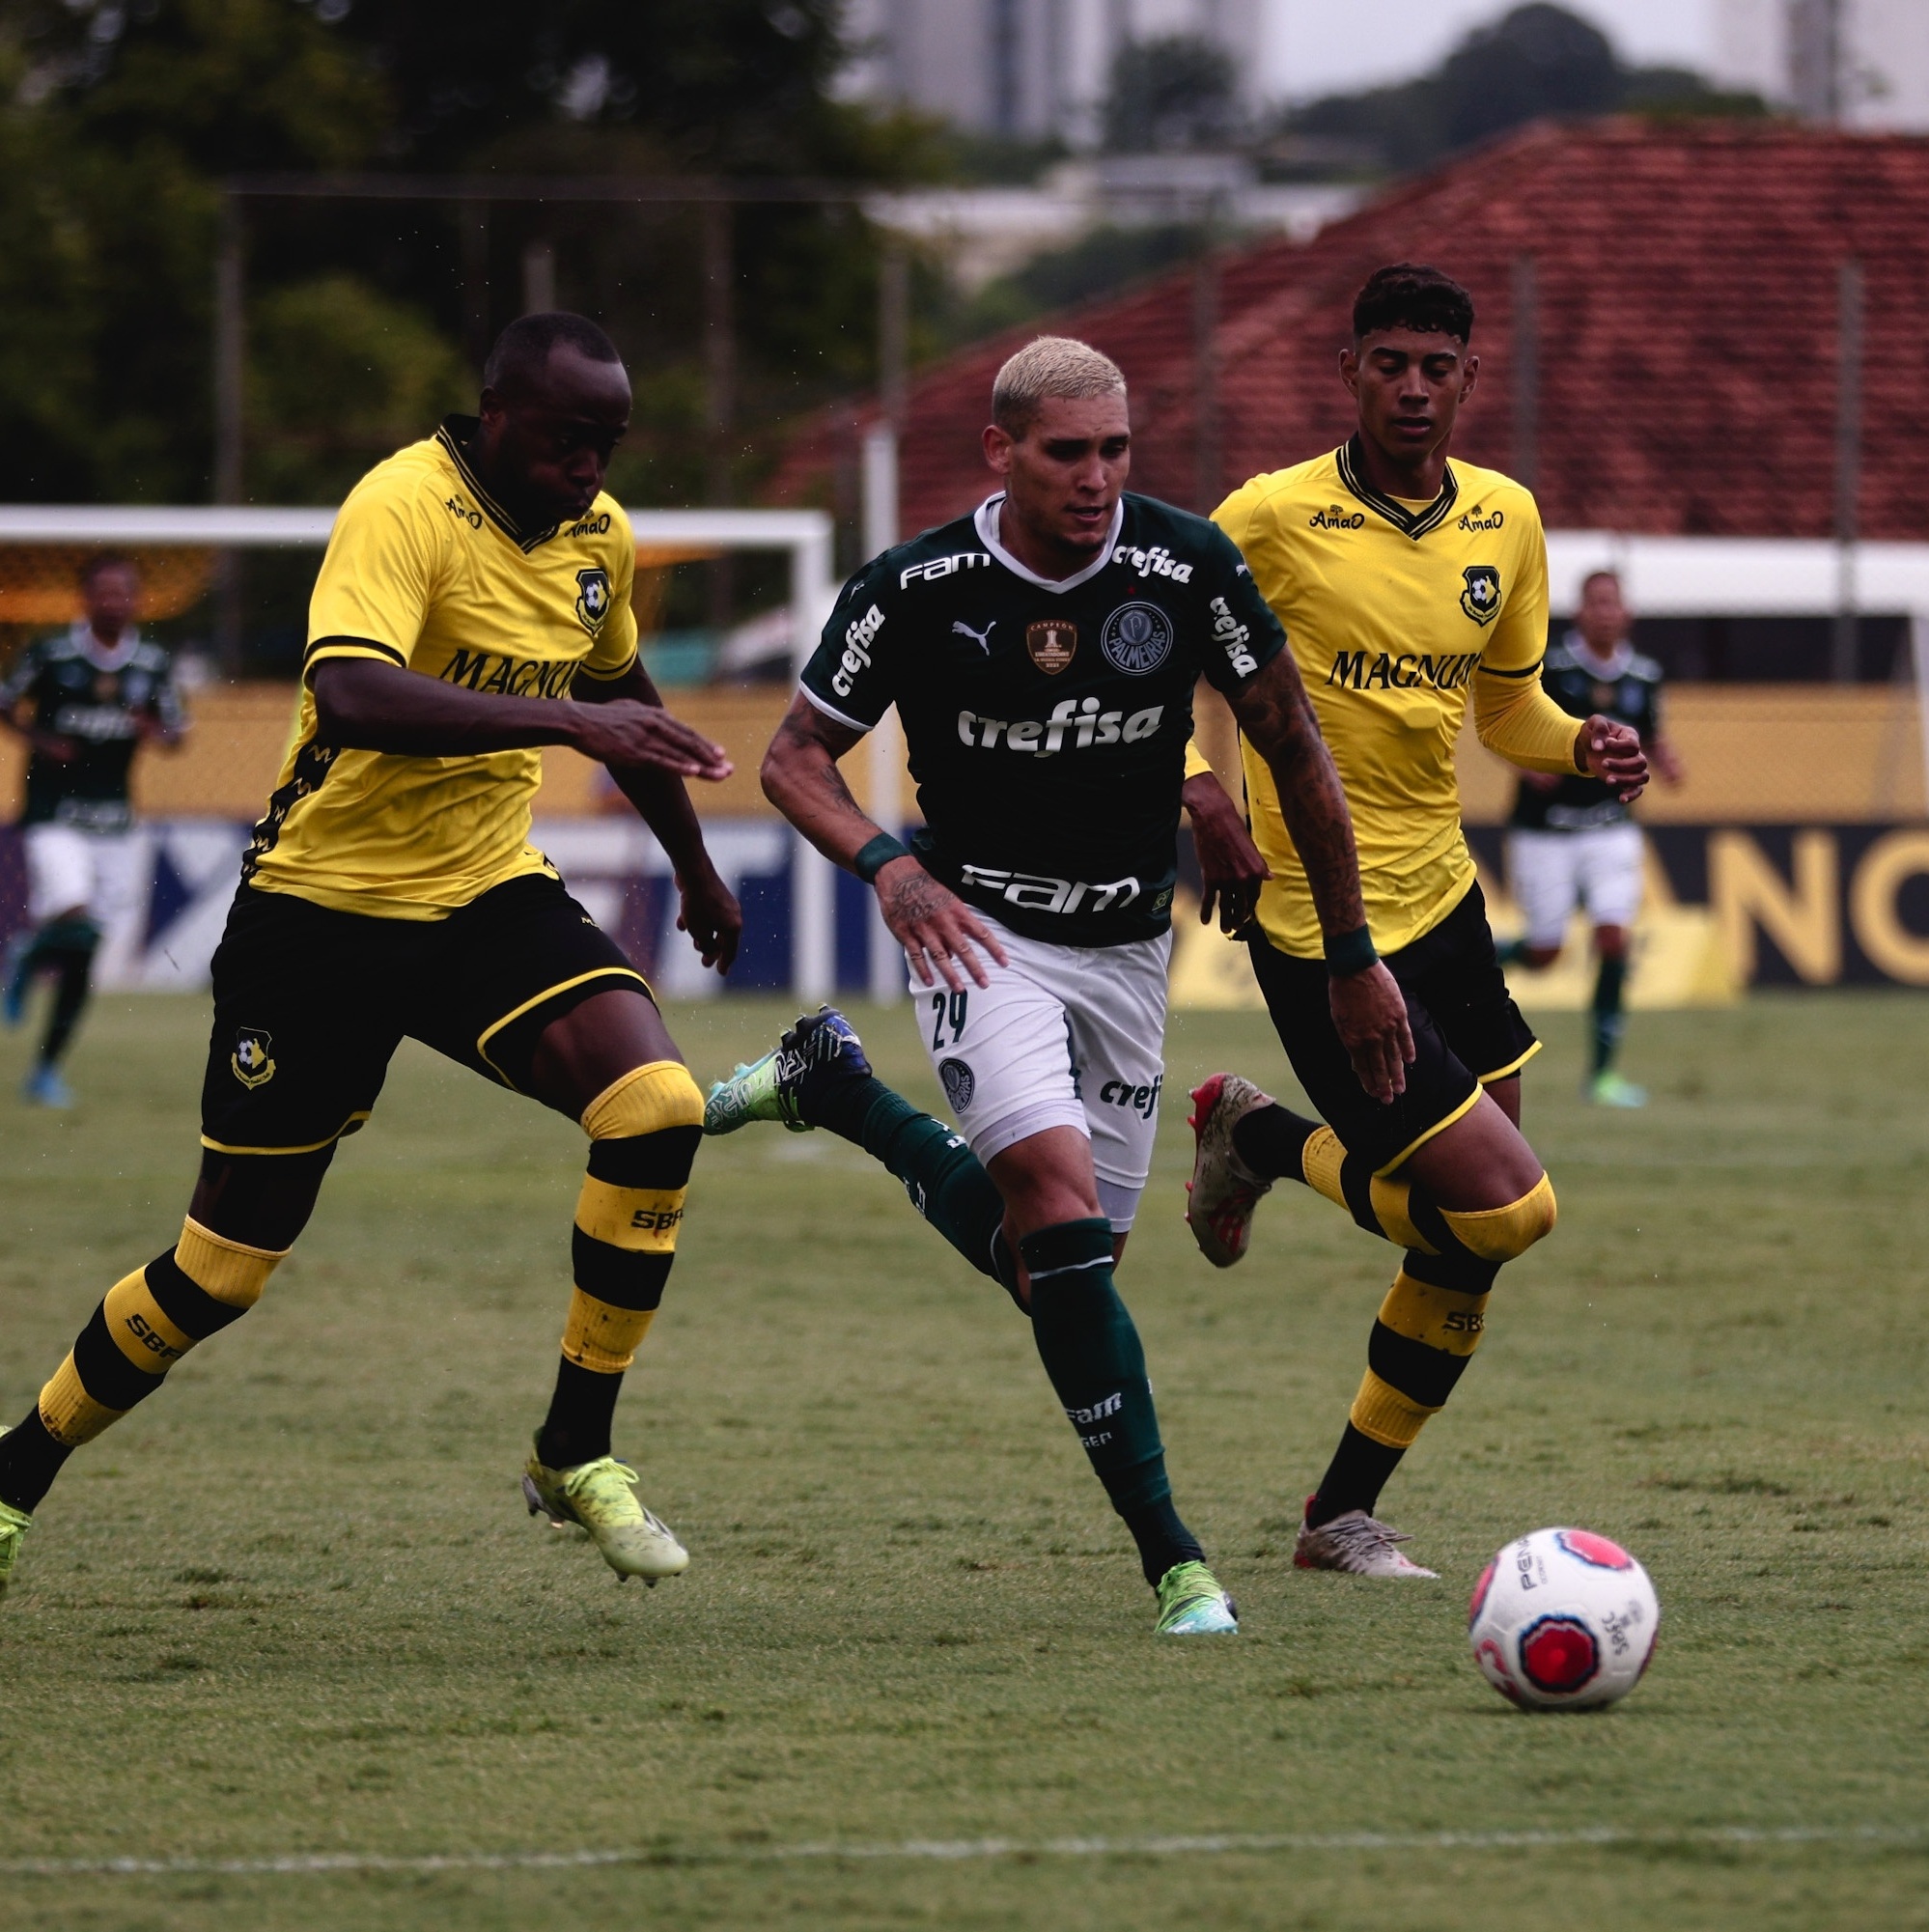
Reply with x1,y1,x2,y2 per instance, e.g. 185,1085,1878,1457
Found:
951,618,996,653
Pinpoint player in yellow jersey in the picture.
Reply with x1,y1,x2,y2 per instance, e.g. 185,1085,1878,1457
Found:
0,314,742,1598
1185,266,1648,1576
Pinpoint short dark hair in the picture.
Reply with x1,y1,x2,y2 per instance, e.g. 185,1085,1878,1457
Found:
1352,264,1475,345
482,312,623,394
80,550,138,588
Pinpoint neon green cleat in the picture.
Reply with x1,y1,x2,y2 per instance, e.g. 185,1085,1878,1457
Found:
1587,1071,1648,1108
704,1050,810,1135
0,1429,30,1601
1154,1559,1238,1635
521,1442,689,1584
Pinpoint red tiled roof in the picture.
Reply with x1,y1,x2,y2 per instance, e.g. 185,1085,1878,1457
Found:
766,122,1929,543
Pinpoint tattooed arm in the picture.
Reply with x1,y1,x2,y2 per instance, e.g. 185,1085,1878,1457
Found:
761,692,1007,992
1228,652,1415,1103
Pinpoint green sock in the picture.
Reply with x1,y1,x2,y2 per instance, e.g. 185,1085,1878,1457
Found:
1591,953,1628,1075
1020,1217,1201,1584
816,1078,1019,1302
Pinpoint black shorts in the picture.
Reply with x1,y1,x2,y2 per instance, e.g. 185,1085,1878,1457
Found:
200,874,651,1156
1246,881,1538,1175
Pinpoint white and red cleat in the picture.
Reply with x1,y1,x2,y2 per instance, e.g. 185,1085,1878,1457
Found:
1185,1072,1277,1268
1294,1498,1439,1579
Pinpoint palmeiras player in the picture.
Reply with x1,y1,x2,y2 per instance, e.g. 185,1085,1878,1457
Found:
0,314,743,1598
706,337,1410,1635
1500,568,1681,1106
2,553,185,1107
1185,266,1649,1577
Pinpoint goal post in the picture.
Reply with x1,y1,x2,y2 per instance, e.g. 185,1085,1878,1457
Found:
0,502,883,1001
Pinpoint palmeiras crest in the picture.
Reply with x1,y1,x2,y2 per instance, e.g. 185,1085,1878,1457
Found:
1025,619,1077,674
231,1027,276,1090
574,566,612,635
1460,565,1501,627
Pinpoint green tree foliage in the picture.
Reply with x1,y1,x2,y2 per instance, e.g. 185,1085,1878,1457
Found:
0,0,933,513
1284,3,1765,176
1103,34,1239,154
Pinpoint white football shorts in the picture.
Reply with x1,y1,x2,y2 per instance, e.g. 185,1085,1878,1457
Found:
24,823,147,930
909,911,1170,1233
1506,824,1645,948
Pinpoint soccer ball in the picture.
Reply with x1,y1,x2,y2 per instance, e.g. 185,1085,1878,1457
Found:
1468,1527,1660,1711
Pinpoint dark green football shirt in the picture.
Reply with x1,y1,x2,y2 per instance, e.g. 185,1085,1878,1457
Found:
799,490,1285,946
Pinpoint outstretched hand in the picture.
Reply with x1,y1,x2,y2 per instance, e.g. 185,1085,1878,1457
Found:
875,856,1009,994
1580,714,1649,802
1329,961,1414,1105
572,700,733,783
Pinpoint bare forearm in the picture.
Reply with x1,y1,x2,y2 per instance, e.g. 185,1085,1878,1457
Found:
313,658,586,757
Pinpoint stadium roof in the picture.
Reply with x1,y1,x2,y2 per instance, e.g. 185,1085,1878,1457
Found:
768,122,1929,547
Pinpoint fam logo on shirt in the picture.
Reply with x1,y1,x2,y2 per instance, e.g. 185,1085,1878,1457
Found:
1459,565,1502,627
574,567,612,636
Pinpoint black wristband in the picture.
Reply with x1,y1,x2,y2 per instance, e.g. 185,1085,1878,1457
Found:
853,833,910,884
1324,924,1379,976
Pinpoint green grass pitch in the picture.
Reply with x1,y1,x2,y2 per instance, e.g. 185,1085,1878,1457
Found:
0,991,1924,1930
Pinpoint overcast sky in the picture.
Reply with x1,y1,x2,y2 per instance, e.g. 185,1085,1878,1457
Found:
1260,0,1719,100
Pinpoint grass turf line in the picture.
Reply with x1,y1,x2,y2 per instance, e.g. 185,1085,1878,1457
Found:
0,991,1924,1932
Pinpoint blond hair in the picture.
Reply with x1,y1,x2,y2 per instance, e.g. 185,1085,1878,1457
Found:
991,335,1127,436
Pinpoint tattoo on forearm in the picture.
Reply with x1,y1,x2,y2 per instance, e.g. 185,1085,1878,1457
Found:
1235,660,1366,937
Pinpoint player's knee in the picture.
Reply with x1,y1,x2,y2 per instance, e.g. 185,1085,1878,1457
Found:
581,1058,704,1149
1440,1172,1556,1264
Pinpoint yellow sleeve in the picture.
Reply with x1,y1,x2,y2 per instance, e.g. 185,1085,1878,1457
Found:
1184,739,1214,781
1471,497,1583,773
304,469,443,679
579,504,641,682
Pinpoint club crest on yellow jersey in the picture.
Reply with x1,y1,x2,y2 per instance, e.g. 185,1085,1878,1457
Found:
1460,565,1501,626
575,567,612,635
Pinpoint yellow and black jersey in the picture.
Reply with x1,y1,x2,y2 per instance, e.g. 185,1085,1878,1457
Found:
1215,438,1582,960
243,415,639,921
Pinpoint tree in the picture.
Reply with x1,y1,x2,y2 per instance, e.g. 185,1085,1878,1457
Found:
1103,34,1240,154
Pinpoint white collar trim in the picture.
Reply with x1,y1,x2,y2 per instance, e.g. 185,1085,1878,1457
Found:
973,492,1124,595
1564,630,1632,681
70,622,140,673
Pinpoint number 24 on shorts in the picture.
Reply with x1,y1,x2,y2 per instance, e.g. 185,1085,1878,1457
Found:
929,989,968,1051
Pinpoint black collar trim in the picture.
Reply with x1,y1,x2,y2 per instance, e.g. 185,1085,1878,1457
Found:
1336,435,1460,541
435,416,559,553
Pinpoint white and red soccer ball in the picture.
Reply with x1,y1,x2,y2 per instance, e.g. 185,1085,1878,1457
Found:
1468,1527,1660,1710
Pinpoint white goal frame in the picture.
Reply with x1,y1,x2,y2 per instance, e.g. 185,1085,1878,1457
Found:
0,502,874,1000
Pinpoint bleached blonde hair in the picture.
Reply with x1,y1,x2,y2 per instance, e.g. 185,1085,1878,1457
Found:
991,335,1127,436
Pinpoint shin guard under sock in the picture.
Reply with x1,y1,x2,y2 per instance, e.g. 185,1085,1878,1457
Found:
0,1218,283,1512
1020,1218,1199,1586
541,1062,703,1470
1591,953,1628,1076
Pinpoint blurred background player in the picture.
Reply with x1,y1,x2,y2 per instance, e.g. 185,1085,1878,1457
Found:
707,336,1407,1637
0,315,742,1600
1500,569,1681,1107
1,554,184,1107
1186,265,1648,1578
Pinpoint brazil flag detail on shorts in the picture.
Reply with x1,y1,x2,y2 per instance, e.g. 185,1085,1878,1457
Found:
799,491,1285,948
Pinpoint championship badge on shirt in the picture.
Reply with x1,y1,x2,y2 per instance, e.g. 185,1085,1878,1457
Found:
1460,565,1501,626
1026,619,1077,674
1592,682,1619,712
574,567,612,636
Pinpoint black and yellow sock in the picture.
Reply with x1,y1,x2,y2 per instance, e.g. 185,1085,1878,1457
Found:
537,1061,703,1471
1309,1246,1496,1526
1020,1218,1203,1587
0,1218,285,1514
1591,953,1628,1076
